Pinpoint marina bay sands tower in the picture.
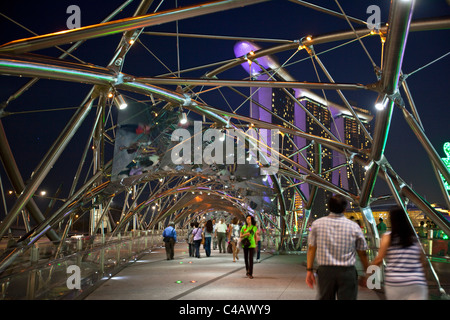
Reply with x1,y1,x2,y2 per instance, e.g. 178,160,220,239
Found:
234,41,373,216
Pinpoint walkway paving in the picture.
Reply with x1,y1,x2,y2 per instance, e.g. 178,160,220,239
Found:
84,243,383,301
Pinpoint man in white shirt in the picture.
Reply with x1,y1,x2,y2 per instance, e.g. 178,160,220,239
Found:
306,195,369,300
215,218,227,253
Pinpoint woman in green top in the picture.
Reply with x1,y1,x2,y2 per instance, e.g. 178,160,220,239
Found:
240,214,257,279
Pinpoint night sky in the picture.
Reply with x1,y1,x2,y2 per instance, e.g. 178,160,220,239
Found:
0,0,449,219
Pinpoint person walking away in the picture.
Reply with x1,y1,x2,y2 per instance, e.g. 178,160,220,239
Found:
204,220,213,257
192,222,203,258
306,195,369,300
241,215,257,279
212,219,218,250
370,206,429,300
255,223,261,263
187,222,195,257
163,221,177,260
377,217,387,236
216,218,227,253
228,217,241,262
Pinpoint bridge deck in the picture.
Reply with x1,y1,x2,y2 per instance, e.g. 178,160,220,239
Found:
84,243,382,301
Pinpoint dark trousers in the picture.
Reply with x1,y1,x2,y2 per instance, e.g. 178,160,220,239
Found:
256,240,261,260
316,266,358,300
217,232,226,253
204,236,211,257
243,247,255,276
194,239,201,258
165,238,175,260
188,243,194,257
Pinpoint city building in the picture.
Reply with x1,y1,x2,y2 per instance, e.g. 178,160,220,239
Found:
235,41,373,219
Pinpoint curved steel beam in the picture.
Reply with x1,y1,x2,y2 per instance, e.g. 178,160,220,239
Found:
0,54,369,205
0,98,95,240
137,77,368,91
380,0,415,95
0,0,269,55
0,120,60,242
359,0,414,208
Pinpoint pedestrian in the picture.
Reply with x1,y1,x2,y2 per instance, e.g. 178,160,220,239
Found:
305,194,369,300
377,217,387,236
163,221,177,260
212,219,217,250
204,220,213,257
370,206,429,300
255,223,261,263
215,218,227,253
241,214,257,279
228,217,241,262
187,222,195,257
192,222,203,258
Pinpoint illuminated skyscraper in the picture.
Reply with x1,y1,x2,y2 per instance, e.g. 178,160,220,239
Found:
235,41,373,216
331,109,372,207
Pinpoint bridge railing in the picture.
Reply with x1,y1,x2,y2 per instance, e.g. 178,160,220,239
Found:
0,229,171,300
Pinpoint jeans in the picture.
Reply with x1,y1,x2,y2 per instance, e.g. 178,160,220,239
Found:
194,239,201,258
204,236,211,256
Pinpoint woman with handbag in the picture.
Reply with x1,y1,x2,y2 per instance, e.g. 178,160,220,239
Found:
240,215,257,279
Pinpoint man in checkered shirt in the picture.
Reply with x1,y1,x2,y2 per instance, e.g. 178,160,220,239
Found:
305,195,369,300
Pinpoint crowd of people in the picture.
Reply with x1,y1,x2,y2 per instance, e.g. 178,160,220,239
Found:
185,216,262,279
163,215,263,279
162,194,445,299
306,195,432,300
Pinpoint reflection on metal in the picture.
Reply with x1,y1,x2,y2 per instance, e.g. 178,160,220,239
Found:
0,0,269,54
0,0,448,299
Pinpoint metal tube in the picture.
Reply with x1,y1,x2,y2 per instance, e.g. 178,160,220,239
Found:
430,161,450,210
359,98,394,208
0,98,94,240
0,165,109,274
308,50,373,143
24,163,110,246
288,0,367,26
0,54,369,165
360,1,414,207
0,0,134,108
0,54,116,85
401,79,424,130
380,0,415,95
0,120,60,242
359,206,379,259
0,0,269,54
138,77,367,91
387,170,450,235
402,107,450,185
142,31,293,44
